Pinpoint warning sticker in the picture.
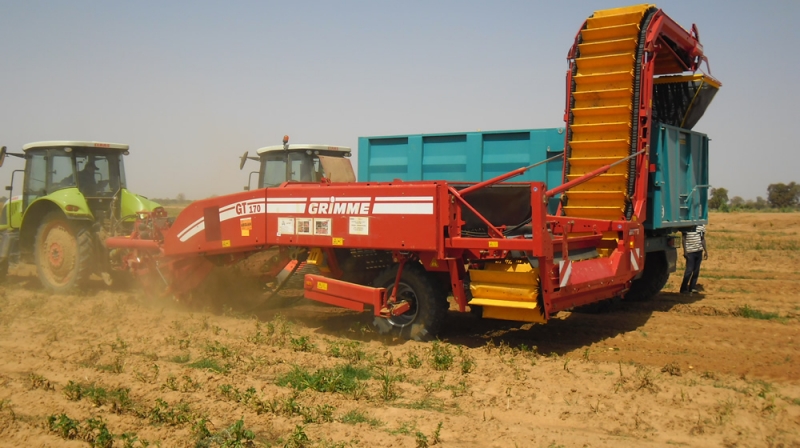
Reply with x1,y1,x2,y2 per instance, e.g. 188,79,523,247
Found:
278,217,295,235
296,218,312,235
240,217,252,237
314,218,331,236
349,217,369,235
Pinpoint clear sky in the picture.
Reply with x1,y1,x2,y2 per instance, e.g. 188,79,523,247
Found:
1,1,797,201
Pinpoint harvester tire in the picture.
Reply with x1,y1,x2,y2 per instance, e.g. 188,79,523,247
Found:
625,251,670,301
372,262,446,341
34,212,94,293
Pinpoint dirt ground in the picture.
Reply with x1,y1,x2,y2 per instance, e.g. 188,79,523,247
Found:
0,212,798,447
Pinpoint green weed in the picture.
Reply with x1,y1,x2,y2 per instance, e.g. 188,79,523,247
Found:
290,335,316,352
340,409,383,427
736,305,782,321
277,364,372,394
429,342,454,371
188,358,229,374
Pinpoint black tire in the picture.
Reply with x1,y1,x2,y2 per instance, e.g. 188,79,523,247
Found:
371,262,447,341
34,212,94,293
625,251,670,301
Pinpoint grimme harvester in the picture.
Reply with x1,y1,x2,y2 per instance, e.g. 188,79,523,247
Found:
106,4,720,340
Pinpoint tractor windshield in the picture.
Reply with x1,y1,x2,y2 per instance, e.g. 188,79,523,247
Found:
74,153,122,197
260,152,321,188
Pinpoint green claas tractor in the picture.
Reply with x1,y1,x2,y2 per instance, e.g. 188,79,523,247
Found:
0,141,162,292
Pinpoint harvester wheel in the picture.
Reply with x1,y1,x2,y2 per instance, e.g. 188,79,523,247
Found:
372,262,446,341
625,251,670,301
34,212,94,293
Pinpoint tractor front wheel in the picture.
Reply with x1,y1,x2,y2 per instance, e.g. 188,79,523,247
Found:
34,212,94,293
372,262,447,341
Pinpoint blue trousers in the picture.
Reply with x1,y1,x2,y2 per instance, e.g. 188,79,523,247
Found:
680,251,703,292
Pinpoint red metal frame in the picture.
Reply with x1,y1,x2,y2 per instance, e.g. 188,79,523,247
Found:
103,7,712,326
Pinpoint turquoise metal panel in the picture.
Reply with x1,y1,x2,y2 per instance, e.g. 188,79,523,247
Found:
646,122,709,230
359,128,565,186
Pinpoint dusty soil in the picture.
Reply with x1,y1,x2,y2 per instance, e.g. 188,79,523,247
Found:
0,212,798,447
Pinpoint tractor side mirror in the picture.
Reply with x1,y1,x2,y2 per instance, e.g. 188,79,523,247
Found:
0,146,6,168
239,151,249,170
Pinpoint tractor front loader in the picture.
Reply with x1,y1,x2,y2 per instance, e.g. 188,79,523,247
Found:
0,141,162,292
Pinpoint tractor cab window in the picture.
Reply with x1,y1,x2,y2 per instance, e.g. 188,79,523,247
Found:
74,154,119,197
261,153,287,188
24,152,47,208
260,152,322,188
288,152,315,182
51,154,76,191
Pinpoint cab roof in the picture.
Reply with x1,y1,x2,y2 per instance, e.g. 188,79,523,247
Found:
255,144,351,156
22,141,129,152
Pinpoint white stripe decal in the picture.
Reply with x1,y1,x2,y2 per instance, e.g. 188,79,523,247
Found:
267,203,307,213
179,222,205,242
560,261,572,288
177,217,204,239
635,248,640,259
267,197,308,203
371,203,433,215
375,196,433,202
630,252,640,271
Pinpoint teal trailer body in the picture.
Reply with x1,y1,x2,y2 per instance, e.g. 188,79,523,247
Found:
646,123,709,230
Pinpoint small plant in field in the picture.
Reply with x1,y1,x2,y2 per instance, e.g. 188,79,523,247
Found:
447,380,470,398
147,398,194,426
194,417,256,447
277,364,371,394
429,342,454,371
736,305,782,321
415,430,429,448
96,355,126,374
563,358,571,373
661,362,682,376
340,409,382,427
47,413,80,439
169,353,191,364
181,375,202,392
406,351,423,369
47,414,114,447
134,363,160,384
379,368,401,401
28,373,55,391
457,347,475,375
188,358,229,374
432,421,443,444
205,341,235,358
284,424,310,448
162,374,179,391
290,335,316,352
111,337,129,354
328,340,367,363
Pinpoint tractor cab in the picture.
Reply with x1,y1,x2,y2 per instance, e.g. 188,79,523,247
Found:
20,141,128,217
240,136,355,190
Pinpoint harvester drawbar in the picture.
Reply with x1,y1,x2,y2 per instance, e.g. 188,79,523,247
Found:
105,3,719,341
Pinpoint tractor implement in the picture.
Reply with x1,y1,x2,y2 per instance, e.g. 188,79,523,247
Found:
104,4,719,341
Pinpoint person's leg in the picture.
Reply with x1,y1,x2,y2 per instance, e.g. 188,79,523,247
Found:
689,252,703,291
680,253,696,293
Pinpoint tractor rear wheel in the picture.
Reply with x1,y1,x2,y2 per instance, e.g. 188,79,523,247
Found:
34,212,94,293
625,251,670,301
371,262,446,341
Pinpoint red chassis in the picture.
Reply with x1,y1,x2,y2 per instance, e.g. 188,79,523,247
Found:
107,173,645,323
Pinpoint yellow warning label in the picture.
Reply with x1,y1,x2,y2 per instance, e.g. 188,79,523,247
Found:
317,281,328,291
430,259,439,268
332,237,344,246
240,217,252,230
488,241,499,248
222,240,231,248
242,230,250,237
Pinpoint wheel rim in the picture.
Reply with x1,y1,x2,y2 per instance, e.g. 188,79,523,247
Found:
38,222,78,286
386,281,419,328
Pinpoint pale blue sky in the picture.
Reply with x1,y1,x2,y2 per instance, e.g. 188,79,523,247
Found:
1,1,798,200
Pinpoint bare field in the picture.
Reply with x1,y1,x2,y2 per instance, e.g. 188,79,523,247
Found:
0,212,799,447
